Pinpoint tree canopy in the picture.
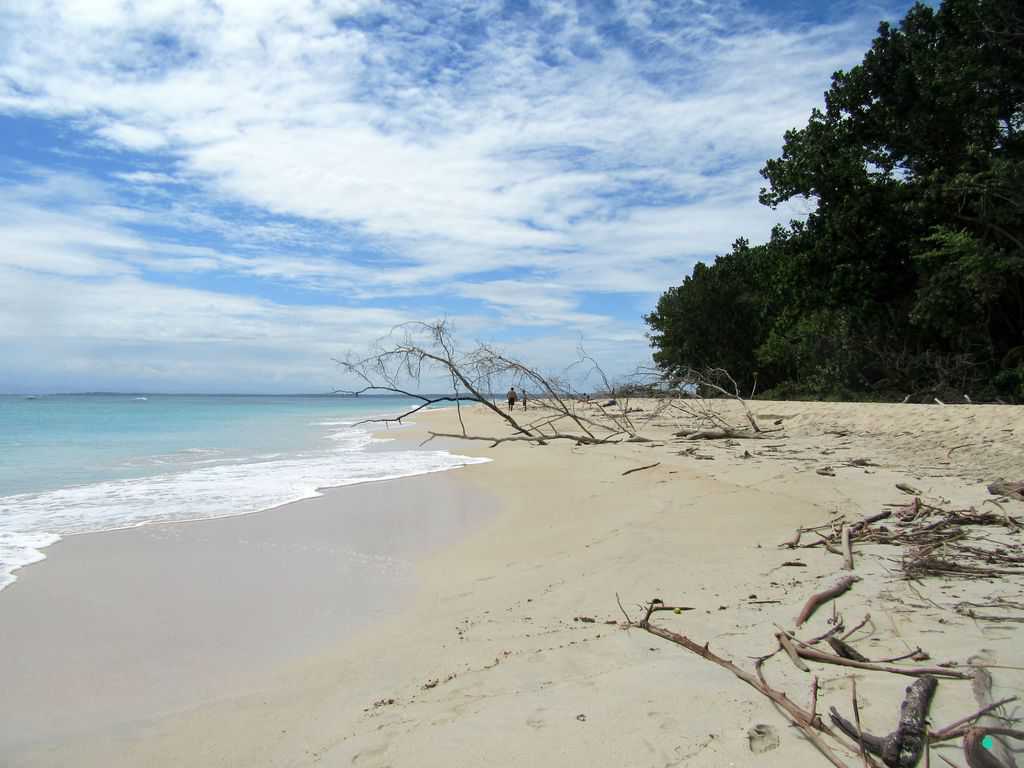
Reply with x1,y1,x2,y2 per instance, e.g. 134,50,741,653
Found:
646,0,1024,400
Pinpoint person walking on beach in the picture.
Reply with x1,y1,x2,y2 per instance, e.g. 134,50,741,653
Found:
521,390,527,410
507,387,517,412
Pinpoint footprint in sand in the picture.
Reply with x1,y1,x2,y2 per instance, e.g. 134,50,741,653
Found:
526,709,546,729
351,742,390,765
747,723,780,753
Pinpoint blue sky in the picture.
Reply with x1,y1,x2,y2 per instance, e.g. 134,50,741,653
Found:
0,0,906,393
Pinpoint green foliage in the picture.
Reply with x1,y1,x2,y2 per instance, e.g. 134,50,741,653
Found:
647,0,1024,401
644,239,770,393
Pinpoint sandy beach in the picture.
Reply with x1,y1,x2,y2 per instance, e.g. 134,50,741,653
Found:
2,399,1022,767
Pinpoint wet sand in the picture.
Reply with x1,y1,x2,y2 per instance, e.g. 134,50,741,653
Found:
0,468,492,758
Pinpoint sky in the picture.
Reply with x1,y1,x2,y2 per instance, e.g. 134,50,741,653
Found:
0,0,908,394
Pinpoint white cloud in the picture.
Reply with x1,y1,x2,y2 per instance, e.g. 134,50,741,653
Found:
0,0,889,389
113,171,183,185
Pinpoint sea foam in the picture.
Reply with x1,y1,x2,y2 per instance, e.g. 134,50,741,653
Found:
0,424,488,591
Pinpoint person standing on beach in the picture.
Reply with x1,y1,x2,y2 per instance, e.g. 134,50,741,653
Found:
507,387,517,412
521,390,528,410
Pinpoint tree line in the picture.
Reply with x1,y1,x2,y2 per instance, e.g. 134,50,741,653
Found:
645,0,1023,401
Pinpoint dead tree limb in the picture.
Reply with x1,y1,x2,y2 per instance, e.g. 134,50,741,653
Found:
930,698,1019,742
674,428,777,440
336,320,652,447
830,677,938,768
797,647,969,679
962,728,1013,768
829,637,871,663
633,600,861,767
777,631,812,672
797,575,861,627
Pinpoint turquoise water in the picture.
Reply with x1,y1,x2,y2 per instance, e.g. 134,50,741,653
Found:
0,395,487,589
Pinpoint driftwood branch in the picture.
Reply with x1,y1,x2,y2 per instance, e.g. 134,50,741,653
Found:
622,462,661,476
830,677,938,768
930,697,1019,742
337,320,659,449
963,727,1014,768
633,599,880,767
797,575,860,627
842,525,855,570
829,637,871,663
797,646,969,679
777,631,811,672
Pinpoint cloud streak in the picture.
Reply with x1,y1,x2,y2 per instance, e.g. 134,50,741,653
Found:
0,0,897,390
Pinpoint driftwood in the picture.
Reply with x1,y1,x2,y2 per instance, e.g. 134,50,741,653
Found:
829,637,870,663
786,502,1021,582
796,575,860,627
633,600,864,768
930,697,1019,742
674,428,773,440
842,525,854,570
963,727,1011,768
337,320,661,449
988,480,1024,502
622,462,660,476
830,677,938,768
777,631,811,672
796,645,969,679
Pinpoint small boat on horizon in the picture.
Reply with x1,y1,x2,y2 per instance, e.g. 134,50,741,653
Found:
133,396,148,401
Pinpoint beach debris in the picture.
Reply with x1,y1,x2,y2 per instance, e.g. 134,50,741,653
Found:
896,483,922,495
796,574,860,627
817,466,837,476
621,461,660,476
675,427,774,440
336,320,660,449
776,631,810,672
630,599,871,767
576,713,587,722
827,637,869,663
373,697,396,708
574,616,596,623
988,480,1024,502
830,677,937,768
781,501,1022,582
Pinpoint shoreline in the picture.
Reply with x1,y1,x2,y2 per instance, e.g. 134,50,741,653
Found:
2,400,1022,766
0,403,479,593
0,438,496,760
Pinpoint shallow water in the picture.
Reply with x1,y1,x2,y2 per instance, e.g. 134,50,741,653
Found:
0,394,487,589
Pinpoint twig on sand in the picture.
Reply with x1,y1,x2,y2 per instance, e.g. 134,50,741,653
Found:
797,646,969,679
842,525,855,570
777,631,811,672
621,462,661,476
851,677,871,768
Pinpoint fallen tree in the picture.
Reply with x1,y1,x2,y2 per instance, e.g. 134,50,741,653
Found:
337,321,778,450
336,320,656,446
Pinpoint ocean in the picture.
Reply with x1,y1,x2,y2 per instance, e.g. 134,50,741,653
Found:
0,394,487,590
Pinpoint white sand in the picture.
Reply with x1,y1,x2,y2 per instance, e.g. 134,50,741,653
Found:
3,399,1023,767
